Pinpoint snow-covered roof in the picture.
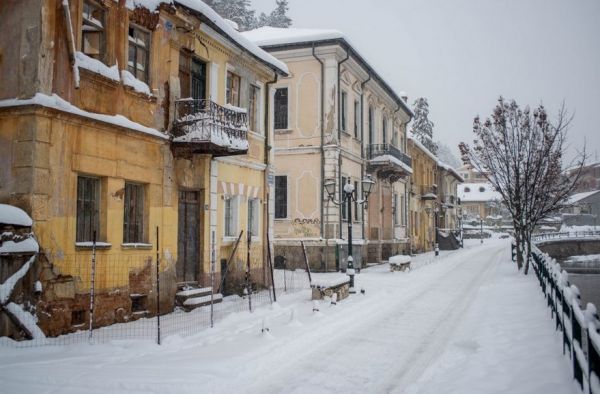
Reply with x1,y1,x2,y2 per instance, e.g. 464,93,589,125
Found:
125,1,288,75
565,190,600,205
458,183,501,202
0,204,33,227
407,132,437,162
242,26,412,117
437,161,464,182
242,26,345,47
0,93,168,140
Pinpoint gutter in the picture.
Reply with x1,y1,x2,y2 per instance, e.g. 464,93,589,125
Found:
337,49,350,240
61,0,79,89
360,74,371,241
264,70,278,278
312,43,326,240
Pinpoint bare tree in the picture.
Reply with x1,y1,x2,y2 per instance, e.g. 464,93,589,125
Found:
460,97,585,273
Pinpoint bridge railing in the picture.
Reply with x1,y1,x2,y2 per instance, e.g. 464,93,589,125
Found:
532,231,600,243
530,247,600,393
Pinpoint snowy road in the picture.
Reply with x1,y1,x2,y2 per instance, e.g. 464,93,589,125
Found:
0,239,576,393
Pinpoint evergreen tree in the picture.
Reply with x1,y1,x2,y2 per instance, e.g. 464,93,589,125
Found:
435,141,461,168
205,0,257,31
410,97,438,154
266,0,292,28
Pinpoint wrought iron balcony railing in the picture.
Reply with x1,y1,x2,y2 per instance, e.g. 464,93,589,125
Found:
367,144,412,168
420,185,438,200
171,99,249,156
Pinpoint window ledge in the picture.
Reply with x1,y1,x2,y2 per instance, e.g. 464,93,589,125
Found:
121,243,153,250
222,236,238,245
274,218,290,221
248,130,265,139
274,129,293,134
75,242,112,250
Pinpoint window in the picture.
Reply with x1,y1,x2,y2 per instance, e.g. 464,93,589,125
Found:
179,51,206,100
368,106,375,144
354,100,360,138
81,0,106,61
464,187,471,193
76,176,100,242
248,198,260,236
274,88,288,130
226,71,240,106
401,194,407,225
382,117,388,145
341,177,348,221
275,176,287,219
123,183,145,243
393,193,398,225
248,84,260,132
224,196,239,237
354,180,360,221
479,186,486,192
127,25,151,83
341,91,347,132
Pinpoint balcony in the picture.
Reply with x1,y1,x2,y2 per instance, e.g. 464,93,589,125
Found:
420,185,438,200
440,194,457,208
171,99,249,157
367,144,412,181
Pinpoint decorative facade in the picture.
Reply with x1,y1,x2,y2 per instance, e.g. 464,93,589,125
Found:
0,0,286,337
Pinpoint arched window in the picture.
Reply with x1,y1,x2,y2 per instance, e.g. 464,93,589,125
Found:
464,187,471,193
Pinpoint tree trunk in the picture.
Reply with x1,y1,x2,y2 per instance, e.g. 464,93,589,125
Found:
523,230,532,275
514,228,523,270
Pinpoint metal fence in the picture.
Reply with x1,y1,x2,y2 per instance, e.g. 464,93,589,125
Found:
1,243,312,348
532,231,600,243
530,247,600,393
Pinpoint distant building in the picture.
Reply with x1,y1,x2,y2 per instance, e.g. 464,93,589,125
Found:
458,183,505,222
436,162,464,230
563,190,600,217
456,164,488,183
565,162,600,193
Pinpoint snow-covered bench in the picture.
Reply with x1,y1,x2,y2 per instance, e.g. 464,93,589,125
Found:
311,275,350,301
389,255,411,272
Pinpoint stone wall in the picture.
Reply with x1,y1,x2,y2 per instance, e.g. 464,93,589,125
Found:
537,239,600,260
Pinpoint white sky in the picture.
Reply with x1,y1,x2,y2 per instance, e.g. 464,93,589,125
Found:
252,0,600,162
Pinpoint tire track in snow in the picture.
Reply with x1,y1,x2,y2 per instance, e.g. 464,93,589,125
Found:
243,242,507,393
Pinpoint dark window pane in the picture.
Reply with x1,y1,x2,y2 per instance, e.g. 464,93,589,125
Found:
124,183,145,243
76,176,100,242
275,176,287,219
274,88,288,130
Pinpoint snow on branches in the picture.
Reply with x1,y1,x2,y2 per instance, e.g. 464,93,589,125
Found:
460,97,585,273
410,97,438,155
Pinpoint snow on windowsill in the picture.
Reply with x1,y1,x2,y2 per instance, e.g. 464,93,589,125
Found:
121,243,153,250
0,93,168,140
121,70,153,97
75,242,112,249
76,52,120,82
223,103,247,114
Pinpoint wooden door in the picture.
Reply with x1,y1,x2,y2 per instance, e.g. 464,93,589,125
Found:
177,191,200,283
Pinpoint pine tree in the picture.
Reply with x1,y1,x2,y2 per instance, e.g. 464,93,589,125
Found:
435,141,461,168
410,97,437,155
205,0,257,31
266,0,292,28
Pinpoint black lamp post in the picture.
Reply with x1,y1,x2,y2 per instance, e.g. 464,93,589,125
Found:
324,175,375,293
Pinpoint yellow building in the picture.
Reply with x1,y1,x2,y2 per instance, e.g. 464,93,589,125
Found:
242,27,413,269
408,134,438,253
0,0,286,336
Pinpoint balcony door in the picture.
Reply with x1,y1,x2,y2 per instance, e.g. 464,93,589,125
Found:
179,50,206,101
177,190,202,283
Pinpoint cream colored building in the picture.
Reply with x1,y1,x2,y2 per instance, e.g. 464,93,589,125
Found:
0,0,286,336
243,27,413,269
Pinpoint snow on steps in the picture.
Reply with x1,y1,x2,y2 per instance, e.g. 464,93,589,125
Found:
175,284,222,311
183,294,223,309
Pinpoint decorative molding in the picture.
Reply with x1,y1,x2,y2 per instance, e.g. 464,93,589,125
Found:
130,6,160,31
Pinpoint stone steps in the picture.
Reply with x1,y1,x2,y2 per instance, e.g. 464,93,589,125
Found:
176,284,222,311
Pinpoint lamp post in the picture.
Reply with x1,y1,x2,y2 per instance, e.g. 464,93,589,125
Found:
324,175,375,293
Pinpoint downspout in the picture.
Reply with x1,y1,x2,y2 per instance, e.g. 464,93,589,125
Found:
360,74,371,242
312,43,325,239
337,49,350,241
62,0,79,89
264,70,279,283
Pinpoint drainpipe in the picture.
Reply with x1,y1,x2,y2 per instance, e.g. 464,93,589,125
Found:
360,74,371,243
264,70,278,282
62,0,79,89
337,49,350,241
312,44,325,239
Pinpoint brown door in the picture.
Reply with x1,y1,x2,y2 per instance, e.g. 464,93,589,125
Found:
177,191,200,282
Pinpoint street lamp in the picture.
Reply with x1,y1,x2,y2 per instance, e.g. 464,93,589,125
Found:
324,175,375,293
434,205,440,256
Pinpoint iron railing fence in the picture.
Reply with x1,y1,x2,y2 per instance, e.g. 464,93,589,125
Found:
530,247,600,393
172,98,248,148
367,144,412,168
532,231,600,243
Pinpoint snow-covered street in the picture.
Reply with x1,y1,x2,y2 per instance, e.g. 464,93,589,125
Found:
0,239,575,393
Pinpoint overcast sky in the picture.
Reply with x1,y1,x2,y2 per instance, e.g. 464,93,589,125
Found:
252,0,600,162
